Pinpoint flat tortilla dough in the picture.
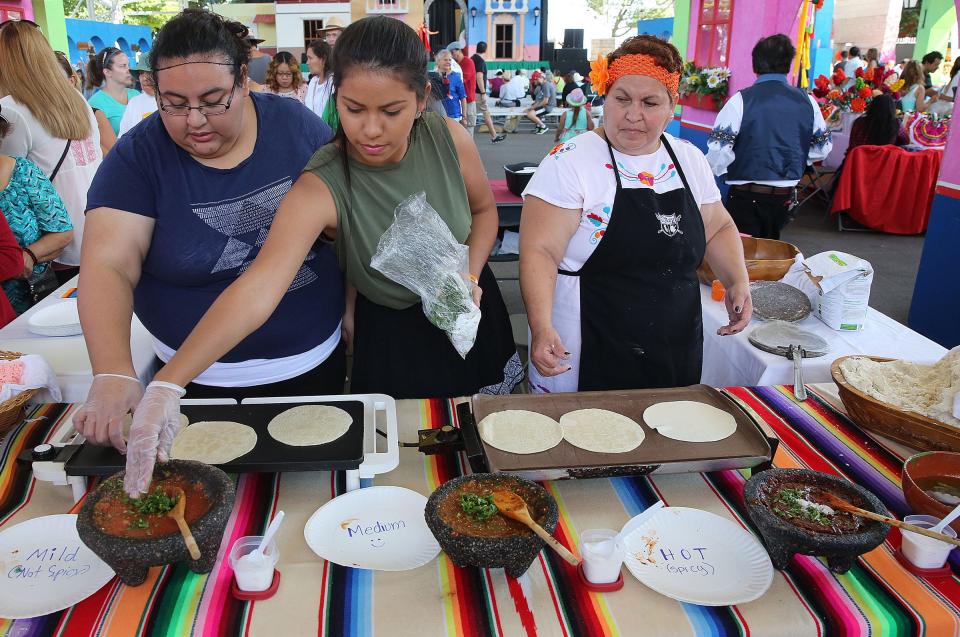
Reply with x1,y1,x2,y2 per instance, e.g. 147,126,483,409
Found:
170,421,257,464
478,410,563,454
642,401,737,443
267,405,353,446
559,408,645,453
122,413,189,441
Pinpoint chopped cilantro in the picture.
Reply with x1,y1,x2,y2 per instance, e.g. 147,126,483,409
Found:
774,488,832,526
460,493,499,523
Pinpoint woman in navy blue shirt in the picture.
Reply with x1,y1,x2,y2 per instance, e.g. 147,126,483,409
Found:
75,10,344,459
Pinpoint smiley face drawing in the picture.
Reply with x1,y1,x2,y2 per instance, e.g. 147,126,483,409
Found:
370,537,386,548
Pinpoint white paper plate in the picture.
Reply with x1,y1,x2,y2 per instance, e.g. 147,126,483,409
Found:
0,514,115,619
304,486,440,571
27,301,82,337
623,507,773,606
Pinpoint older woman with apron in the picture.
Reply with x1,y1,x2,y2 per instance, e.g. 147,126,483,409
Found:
520,35,752,393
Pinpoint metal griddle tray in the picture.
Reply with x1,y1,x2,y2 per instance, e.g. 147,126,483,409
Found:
64,394,399,481
458,385,778,481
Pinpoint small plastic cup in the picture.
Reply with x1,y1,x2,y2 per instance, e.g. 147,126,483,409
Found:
711,280,726,302
579,529,625,584
229,536,279,592
901,514,958,570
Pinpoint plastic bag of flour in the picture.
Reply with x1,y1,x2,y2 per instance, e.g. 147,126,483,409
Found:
802,251,874,331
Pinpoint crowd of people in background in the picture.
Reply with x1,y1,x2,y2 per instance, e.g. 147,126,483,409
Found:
835,44,958,116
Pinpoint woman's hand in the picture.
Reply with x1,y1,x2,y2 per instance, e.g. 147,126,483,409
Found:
530,326,571,377
717,281,752,335
471,281,483,307
74,374,144,451
20,251,33,279
123,381,186,498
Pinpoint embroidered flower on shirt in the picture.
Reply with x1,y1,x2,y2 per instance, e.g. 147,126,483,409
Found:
584,204,612,244
708,125,737,148
549,141,576,159
605,161,676,185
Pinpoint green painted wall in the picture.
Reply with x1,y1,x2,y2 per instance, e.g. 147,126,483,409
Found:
673,0,690,60
672,0,690,116
33,0,68,53
914,0,956,85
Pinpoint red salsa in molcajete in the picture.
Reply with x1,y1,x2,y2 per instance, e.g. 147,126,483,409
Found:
93,473,211,539
439,483,543,538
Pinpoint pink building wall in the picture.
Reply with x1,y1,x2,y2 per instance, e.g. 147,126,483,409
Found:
683,0,806,128
1,1,35,21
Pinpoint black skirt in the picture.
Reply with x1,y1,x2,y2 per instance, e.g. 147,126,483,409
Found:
351,265,522,399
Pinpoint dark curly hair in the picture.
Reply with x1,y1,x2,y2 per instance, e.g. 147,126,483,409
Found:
148,9,251,87
607,35,683,74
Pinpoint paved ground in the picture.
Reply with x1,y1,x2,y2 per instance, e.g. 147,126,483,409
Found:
475,129,925,326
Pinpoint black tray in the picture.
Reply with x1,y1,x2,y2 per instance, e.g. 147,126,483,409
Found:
65,400,366,476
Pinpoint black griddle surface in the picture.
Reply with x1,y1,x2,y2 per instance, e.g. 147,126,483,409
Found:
65,401,366,476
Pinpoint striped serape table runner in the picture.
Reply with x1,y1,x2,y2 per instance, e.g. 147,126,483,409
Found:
0,387,957,636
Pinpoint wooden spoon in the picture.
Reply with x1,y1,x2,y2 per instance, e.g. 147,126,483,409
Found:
492,491,581,566
819,492,960,547
166,487,202,560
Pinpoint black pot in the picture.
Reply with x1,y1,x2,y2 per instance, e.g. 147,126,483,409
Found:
504,162,538,197
76,460,235,586
424,473,558,578
743,468,889,573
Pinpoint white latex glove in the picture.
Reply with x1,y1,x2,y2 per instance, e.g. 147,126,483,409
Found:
73,374,144,452
124,380,186,498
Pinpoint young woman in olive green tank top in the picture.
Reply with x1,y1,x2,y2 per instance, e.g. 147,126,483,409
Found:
149,16,522,399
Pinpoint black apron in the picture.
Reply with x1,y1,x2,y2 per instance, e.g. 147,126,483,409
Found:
559,135,706,391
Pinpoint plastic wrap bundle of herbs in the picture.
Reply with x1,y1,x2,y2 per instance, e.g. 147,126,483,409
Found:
371,192,481,357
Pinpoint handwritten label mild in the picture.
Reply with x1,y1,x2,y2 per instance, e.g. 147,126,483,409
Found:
6,545,93,582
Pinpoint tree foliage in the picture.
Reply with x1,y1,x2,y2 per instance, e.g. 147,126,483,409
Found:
586,0,673,38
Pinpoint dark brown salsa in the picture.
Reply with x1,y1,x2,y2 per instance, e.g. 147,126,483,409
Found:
93,473,211,539
761,478,864,535
439,483,542,538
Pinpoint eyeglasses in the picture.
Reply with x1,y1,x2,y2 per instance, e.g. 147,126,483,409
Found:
156,83,239,117
276,72,293,77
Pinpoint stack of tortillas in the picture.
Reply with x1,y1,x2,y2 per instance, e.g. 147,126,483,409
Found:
477,401,738,455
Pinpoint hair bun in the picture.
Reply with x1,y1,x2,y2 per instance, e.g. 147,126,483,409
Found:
225,19,250,41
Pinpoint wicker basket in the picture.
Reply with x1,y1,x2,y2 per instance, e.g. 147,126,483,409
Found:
831,356,960,452
0,351,38,435
698,236,800,285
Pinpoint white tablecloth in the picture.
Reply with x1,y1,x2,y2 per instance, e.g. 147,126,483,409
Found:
0,275,157,402
699,285,947,387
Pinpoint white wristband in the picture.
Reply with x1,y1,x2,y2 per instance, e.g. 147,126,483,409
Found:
94,373,141,384
147,380,186,397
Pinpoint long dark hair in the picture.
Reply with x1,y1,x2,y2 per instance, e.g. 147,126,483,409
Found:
148,9,251,88
859,94,899,146
307,39,332,77
86,46,121,90
329,16,428,179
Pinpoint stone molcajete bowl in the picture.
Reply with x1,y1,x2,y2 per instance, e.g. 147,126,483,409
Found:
744,468,889,573
76,460,235,586
425,472,558,578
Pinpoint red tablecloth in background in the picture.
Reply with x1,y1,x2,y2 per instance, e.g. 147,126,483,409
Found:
488,179,523,205
831,144,942,234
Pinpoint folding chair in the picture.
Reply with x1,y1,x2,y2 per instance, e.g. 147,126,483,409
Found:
795,161,836,211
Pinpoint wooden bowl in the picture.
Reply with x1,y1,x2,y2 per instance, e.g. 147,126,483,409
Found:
831,356,960,452
698,237,800,285
902,452,960,533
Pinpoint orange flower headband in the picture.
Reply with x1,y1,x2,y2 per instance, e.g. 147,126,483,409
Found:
589,53,680,99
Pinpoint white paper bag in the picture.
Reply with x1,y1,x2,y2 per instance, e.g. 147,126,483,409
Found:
802,251,874,331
